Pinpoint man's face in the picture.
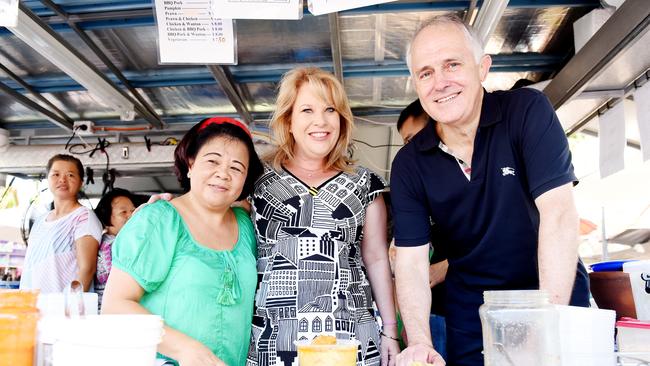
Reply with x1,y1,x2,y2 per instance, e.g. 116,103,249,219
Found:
410,23,491,128
399,115,428,144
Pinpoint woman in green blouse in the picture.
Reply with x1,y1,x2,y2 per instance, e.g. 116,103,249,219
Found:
102,117,263,366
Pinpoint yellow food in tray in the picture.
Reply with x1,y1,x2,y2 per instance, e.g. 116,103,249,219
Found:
294,337,359,366
311,335,337,345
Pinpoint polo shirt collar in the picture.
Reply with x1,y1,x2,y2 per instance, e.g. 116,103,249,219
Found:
414,117,439,152
414,89,503,152
478,89,503,128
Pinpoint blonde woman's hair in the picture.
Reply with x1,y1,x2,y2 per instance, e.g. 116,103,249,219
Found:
267,67,355,172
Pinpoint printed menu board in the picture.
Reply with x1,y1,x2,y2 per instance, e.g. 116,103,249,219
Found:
0,0,19,27
155,0,236,64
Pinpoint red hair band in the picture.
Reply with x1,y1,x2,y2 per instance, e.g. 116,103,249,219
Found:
198,117,252,138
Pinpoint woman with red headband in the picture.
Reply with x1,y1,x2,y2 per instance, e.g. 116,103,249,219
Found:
247,67,400,366
102,118,263,366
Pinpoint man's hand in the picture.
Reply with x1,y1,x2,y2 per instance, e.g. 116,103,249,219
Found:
396,343,445,366
428,260,448,288
133,193,174,216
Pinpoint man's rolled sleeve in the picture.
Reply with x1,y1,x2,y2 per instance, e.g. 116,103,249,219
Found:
519,91,577,200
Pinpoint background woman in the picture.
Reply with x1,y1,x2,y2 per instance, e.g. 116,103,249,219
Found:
102,118,263,366
20,154,103,292
93,187,136,309
247,67,400,366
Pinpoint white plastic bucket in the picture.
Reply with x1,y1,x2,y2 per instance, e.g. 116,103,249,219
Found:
37,292,99,316
52,315,163,366
554,305,616,366
623,260,650,320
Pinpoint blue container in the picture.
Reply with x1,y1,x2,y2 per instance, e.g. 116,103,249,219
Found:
0,281,20,289
590,260,638,272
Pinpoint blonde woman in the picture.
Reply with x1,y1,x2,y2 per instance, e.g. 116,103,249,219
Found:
247,67,400,366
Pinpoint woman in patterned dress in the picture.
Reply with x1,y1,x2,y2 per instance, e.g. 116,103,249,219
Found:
247,67,400,366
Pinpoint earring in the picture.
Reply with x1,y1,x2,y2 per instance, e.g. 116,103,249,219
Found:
187,171,191,178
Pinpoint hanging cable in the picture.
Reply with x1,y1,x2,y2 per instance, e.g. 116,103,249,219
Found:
354,116,396,126
352,139,402,149
0,176,16,207
65,125,81,150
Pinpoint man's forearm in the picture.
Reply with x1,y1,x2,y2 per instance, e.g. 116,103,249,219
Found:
538,203,579,304
395,246,432,346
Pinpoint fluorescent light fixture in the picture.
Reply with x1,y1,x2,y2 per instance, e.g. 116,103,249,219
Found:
6,7,135,121
473,0,510,49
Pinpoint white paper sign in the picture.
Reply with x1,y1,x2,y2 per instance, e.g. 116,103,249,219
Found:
634,80,650,162
0,0,19,27
307,0,397,15
155,0,236,64
599,101,626,178
211,0,302,20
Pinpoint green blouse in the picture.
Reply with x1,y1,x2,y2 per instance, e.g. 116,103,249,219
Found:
112,200,257,366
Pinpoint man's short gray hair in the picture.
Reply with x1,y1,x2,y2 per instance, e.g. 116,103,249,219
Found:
406,13,485,74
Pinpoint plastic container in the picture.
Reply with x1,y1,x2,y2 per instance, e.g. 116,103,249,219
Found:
622,260,650,320
52,314,164,366
294,338,360,366
589,271,637,319
554,305,616,366
36,291,99,366
479,290,560,366
616,318,650,361
590,260,637,272
0,289,40,366
36,292,98,316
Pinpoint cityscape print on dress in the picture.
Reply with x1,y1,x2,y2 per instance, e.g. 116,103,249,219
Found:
246,165,386,366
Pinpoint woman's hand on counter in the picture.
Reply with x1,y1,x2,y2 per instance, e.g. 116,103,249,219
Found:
176,338,226,366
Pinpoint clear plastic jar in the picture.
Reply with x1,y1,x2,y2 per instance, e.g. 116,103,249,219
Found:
0,289,40,366
479,290,560,366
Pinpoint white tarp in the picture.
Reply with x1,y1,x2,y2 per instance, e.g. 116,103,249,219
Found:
211,0,302,20
599,101,626,178
634,80,650,162
307,0,396,16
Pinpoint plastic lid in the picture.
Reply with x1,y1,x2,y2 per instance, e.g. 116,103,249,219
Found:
0,289,39,309
616,317,650,330
590,260,637,272
483,290,549,306
294,339,360,349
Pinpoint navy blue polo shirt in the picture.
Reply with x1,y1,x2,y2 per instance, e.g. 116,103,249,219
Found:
390,88,589,360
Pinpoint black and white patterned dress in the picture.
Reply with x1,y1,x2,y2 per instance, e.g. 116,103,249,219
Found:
246,165,386,366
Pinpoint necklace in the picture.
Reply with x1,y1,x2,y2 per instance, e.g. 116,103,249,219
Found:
291,164,326,178
300,166,324,178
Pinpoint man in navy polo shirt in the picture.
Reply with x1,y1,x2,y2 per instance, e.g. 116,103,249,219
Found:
391,14,590,366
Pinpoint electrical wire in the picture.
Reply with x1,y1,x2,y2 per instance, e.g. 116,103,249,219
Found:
77,133,92,149
0,176,16,206
94,125,152,132
354,116,396,126
64,125,81,150
353,139,402,149
353,146,391,173
68,137,111,157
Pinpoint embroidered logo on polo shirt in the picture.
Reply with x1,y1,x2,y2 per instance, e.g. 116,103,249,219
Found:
501,167,515,176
